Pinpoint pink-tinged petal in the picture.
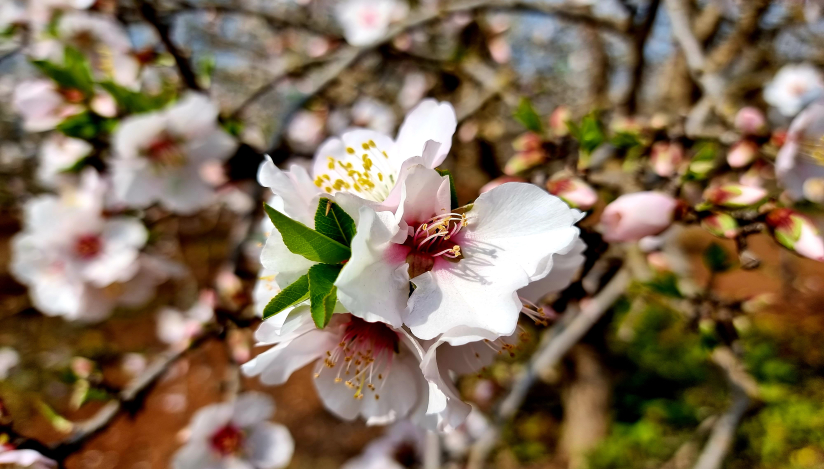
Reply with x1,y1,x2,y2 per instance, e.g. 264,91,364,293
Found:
600,192,677,242
464,182,580,281
167,93,221,138
393,99,457,168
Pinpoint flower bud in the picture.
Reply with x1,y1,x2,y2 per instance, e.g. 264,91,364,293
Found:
766,208,824,262
734,107,767,135
650,141,683,178
701,212,739,239
726,140,759,168
704,184,768,207
549,106,571,137
802,177,824,204
600,192,678,242
479,176,526,194
504,132,546,175
546,174,598,210
741,293,775,314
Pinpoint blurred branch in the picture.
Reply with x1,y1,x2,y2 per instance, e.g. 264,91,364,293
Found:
138,0,203,91
468,267,631,469
624,0,661,113
691,383,750,469
172,2,336,37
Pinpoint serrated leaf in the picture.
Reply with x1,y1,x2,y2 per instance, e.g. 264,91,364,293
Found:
435,168,459,210
262,274,309,319
513,98,543,133
314,198,356,246
264,203,351,264
308,264,342,328
703,242,732,273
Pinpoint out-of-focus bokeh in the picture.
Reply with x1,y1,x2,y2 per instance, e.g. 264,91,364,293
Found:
3,1,824,469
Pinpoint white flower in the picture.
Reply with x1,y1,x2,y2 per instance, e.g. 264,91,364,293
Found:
285,110,326,153
173,392,293,469
335,0,406,46
260,98,456,214
776,99,824,201
0,347,20,380
32,12,140,88
111,93,237,214
335,168,581,343
12,79,85,132
764,63,824,117
36,134,93,188
157,291,215,347
242,309,430,426
0,447,56,469
10,171,152,321
341,421,425,469
0,1,26,30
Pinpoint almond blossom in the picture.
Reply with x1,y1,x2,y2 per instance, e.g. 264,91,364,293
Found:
31,12,140,87
10,171,168,321
36,134,92,187
341,421,425,469
12,79,85,132
334,166,581,343
260,98,456,214
157,291,215,349
110,93,237,214
0,347,20,380
775,99,824,202
764,63,824,117
335,0,406,46
0,446,56,469
242,308,433,426
173,392,294,469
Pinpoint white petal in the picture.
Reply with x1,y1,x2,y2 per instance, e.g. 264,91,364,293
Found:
113,112,167,161
156,168,218,214
246,422,295,469
167,93,220,138
81,218,147,286
241,329,335,385
188,402,234,441
260,226,316,287
396,165,451,227
517,238,586,303
231,392,275,427
392,99,457,168
258,159,322,225
185,130,237,163
465,183,579,281
420,347,472,432
404,251,528,342
335,206,409,328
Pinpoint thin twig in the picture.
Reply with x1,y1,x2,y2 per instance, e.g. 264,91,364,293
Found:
138,0,203,91
624,0,661,113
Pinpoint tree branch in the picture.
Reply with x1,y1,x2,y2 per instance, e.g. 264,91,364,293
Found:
138,0,202,91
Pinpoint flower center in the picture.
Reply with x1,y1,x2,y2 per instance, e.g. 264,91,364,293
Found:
210,424,244,456
314,139,396,201
361,9,380,27
74,234,102,260
404,212,466,278
59,87,85,104
316,316,400,401
144,134,186,169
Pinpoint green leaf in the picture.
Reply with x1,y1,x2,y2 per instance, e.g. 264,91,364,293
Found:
435,168,459,210
99,81,173,114
264,203,351,264
56,112,100,140
31,47,94,95
314,198,357,246
262,274,309,319
702,242,732,273
513,98,543,133
308,264,342,328
568,113,605,155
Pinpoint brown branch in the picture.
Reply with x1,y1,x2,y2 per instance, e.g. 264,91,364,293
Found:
625,0,661,113
138,0,203,91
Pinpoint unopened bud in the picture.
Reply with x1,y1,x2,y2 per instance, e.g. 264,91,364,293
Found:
701,213,740,239
734,107,767,135
505,132,546,175
766,208,824,262
600,192,678,242
704,184,768,207
650,141,683,178
546,174,598,210
741,293,775,314
70,357,94,380
549,106,571,137
726,140,759,168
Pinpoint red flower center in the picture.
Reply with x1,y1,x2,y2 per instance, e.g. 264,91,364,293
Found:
210,424,244,456
402,212,466,278
145,134,186,169
74,235,102,260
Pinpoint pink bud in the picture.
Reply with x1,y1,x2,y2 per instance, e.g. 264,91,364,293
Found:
512,132,543,152
701,212,739,239
734,107,766,135
650,141,684,177
647,252,671,272
549,106,571,137
70,357,94,379
479,176,526,194
600,192,678,242
91,92,117,117
546,175,598,210
726,140,759,168
766,208,824,262
704,184,768,207
505,133,546,175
